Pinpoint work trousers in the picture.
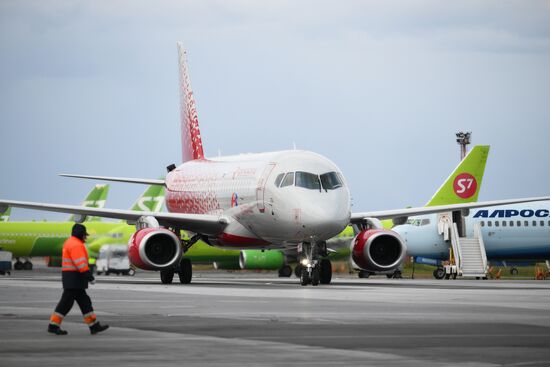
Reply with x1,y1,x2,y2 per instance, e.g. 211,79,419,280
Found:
54,289,94,317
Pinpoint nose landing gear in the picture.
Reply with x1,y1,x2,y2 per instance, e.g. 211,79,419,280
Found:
299,241,332,286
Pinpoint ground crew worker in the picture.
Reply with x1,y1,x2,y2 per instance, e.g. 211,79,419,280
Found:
47,223,109,335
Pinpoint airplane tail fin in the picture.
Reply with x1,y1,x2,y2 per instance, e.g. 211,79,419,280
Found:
425,145,490,206
128,182,165,213
0,206,11,222
177,42,205,163
69,184,109,222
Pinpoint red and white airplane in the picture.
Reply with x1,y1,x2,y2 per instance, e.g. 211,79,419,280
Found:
1,43,549,286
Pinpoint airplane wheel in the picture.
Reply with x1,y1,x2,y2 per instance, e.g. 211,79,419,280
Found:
14,261,23,271
393,270,402,279
433,268,445,280
278,265,292,278
358,271,370,279
23,261,33,270
300,269,310,286
319,259,332,284
160,268,174,284
294,264,303,278
311,267,320,286
178,259,192,284
386,274,393,279
510,268,518,276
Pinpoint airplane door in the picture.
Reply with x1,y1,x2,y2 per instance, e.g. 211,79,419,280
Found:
256,163,276,213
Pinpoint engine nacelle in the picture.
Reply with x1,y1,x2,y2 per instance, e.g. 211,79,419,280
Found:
239,250,285,270
128,227,182,270
351,229,407,272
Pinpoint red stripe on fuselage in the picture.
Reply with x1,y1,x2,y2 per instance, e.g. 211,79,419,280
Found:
216,233,271,248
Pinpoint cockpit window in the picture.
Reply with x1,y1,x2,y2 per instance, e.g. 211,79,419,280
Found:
320,171,343,191
280,172,294,187
406,218,430,226
295,171,321,191
274,173,285,187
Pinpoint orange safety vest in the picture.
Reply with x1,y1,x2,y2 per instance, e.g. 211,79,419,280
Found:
61,236,90,273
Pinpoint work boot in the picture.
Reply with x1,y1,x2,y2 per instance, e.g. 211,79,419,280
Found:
47,324,68,335
89,322,109,335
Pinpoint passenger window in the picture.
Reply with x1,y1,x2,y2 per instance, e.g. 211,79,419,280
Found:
533,221,537,227
480,221,485,227
488,221,492,227
502,221,506,227
281,172,294,187
295,171,321,191
517,221,521,227
540,221,544,226
495,221,500,227
524,221,529,227
510,221,514,227
274,173,285,187
320,172,343,191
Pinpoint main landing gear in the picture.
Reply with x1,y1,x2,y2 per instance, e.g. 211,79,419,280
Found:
13,259,33,271
159,232,202,285
299,241,332,286
160,258,192,284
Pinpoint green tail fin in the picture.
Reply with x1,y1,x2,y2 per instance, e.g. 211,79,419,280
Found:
425,145,489,207
0,206,11,222
128,182,165,212
69,184,110,222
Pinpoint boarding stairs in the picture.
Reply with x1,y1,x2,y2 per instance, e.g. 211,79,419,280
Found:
448,222,488,278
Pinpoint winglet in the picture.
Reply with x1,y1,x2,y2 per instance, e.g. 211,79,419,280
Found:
425,145,490,206
177,42,205,162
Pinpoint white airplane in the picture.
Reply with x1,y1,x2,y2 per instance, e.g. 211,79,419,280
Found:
394,202,550,278
1,43,549,286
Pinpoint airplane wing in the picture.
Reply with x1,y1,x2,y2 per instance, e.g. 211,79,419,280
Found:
0,200,227,236
59,174,165,186
351,196,550,223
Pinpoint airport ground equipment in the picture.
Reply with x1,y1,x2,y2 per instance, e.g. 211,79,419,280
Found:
95,245,134,276
446,222,488,278
0,250,12,275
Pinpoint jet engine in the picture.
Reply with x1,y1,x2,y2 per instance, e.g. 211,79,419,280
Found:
351,229,407,272
128,227,182,270
239,250,285,270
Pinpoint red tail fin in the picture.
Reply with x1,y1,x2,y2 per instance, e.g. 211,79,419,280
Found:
178,43,205,162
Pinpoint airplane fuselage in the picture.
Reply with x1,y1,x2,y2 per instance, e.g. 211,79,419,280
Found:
393,202,550,261
165,150,351,248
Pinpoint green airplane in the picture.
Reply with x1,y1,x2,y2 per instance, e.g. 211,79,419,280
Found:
0,184,109,270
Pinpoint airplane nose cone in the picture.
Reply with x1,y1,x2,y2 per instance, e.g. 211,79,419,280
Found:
301,197,350,239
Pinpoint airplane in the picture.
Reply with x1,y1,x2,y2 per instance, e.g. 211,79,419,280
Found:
0,184,109,270
1,43,549,286
393,202,550,278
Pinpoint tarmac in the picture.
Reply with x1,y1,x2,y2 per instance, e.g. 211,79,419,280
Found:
1,270,550,367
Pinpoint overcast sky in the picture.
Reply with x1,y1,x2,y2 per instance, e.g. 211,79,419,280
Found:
1,1,549,221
